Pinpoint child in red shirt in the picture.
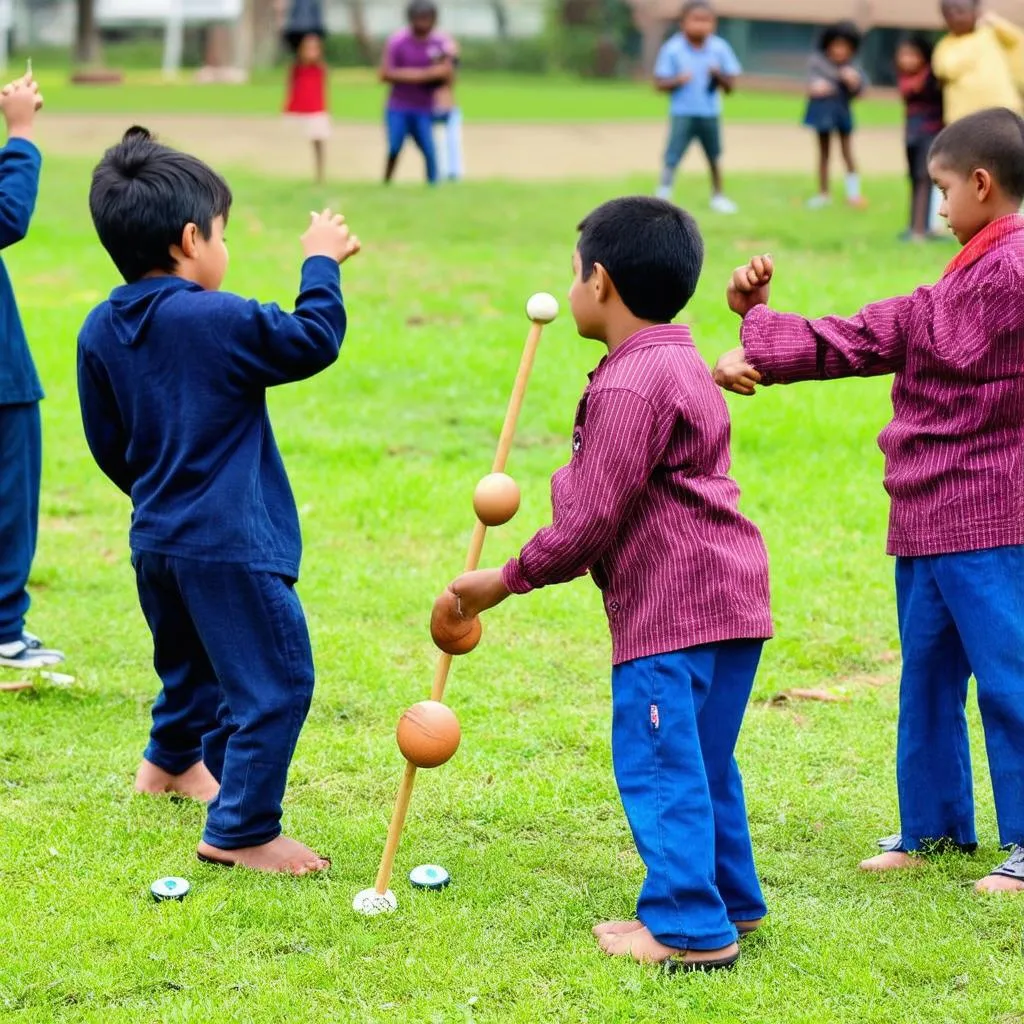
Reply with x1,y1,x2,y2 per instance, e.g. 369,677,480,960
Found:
284,31,330,184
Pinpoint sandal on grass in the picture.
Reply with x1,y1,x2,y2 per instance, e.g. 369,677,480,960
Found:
664,948,741,975
876,833,977,855
976,845,1024,891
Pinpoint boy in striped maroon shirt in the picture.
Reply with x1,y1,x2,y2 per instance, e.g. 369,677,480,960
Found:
715,107,1024,893
439,196,773,972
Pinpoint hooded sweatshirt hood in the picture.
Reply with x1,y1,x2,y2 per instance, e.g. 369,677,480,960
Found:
104,276,201,347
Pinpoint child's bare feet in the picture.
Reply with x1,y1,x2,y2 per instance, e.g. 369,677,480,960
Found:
197,836,330,875
597,924,739,971
593,920,644,939
975,874,1024,893
135,758,219,802
974,847,1024,893
735,918,763,935
859,850,924,871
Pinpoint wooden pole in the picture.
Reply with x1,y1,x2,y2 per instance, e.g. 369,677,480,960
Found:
372,311,550,896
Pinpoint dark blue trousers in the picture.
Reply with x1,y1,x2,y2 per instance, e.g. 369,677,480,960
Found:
386,109,438,183
895,548,1024,851
133,553,315,849
0,402,41,645
611,640,767,950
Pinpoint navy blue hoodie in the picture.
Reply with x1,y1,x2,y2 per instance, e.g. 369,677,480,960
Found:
0,137,44,405
77,256,345,578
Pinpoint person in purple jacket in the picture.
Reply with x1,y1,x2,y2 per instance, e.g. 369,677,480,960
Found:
716,107,1024,894
379,0,453,185
438,196,773,972
79,127,360,875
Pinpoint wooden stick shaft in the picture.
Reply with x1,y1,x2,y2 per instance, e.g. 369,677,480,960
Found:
373,315,548,895
374,760,417,893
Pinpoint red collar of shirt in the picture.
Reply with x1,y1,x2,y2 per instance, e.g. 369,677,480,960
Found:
944,214,1024,278
589,323,694,380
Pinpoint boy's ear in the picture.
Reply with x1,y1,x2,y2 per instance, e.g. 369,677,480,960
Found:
178,222,200,259
591,262,615,303
973,167,993,202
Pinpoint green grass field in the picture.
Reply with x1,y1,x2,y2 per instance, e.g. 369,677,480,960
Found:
24,66,905,125
1,145,1022,1024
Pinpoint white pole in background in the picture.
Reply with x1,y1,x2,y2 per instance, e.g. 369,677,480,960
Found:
0,0,11,76
163,0,185,78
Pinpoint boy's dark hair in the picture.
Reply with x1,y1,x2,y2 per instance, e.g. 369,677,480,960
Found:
577,197,704,323
407,0,437,19
819,20,862,53
929,107,1024,201
680,0,713,18
898,33,934,64
89,126,233,284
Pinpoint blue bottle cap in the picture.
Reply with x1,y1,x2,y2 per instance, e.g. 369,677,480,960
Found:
409,864,451,891
151,877,190,901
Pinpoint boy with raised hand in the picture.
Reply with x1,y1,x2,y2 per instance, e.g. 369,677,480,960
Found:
0,69,65,672
716,108,1024,894
79,127,360,874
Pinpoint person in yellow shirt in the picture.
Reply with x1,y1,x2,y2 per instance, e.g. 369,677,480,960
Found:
933,1,1023,124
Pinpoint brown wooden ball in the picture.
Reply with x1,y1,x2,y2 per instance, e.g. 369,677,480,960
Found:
396,700,461,768
430,588,483,655
472,473,521,527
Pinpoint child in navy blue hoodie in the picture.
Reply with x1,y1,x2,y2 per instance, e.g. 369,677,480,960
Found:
0,70,66,672
78,127,360,875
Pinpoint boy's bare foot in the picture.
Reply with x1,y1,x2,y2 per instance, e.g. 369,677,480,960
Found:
975,874,1024,893
735,918,764,935
135,758,219,802
593,920,644,939
597,925,739,970
858,850,924,871
197,836,330,876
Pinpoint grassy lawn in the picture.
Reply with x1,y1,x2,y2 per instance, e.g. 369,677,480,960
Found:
2,153,1021,1024
22,66,905,126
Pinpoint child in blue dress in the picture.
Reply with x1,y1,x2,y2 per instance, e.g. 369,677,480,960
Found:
803,21,868,209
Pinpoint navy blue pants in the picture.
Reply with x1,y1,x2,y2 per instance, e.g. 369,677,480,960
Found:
0,402,41,645
386,108,438,183
895,548,1024,851
611,640,767,950
133,553,315,849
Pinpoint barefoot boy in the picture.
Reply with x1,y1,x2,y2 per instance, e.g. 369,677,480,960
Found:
439,196,772,970
78,127,360,875
716,108,1024,893
0,70,65,672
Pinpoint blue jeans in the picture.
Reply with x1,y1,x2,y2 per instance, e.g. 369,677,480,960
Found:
386,109,438,183
611,640,766,950
134,553,315,849
0,402,41,645
895,548,1024,851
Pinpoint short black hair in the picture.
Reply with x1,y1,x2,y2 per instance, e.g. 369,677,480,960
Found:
680,0,713,18
576,197,704,323
407,0,437,19
819,21,862,53
89,126,232,284
898,33,934,64
929,107,1024,201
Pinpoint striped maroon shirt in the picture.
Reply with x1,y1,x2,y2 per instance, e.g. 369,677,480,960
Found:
741,214,1024,559
502,324,773,666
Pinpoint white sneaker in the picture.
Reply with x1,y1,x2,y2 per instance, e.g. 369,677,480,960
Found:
807,194,833,209
710,195,738,214
0,639,63,670
655,185,673,201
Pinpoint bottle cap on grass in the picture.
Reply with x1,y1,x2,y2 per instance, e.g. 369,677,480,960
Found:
409,864,451,890
151,877,190,902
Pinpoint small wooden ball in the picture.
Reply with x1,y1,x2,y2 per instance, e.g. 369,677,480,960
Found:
430,589,483,655
473,473,521,527
396,700,461,768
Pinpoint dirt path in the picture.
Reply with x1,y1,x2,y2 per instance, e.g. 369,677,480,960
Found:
38,113,907,182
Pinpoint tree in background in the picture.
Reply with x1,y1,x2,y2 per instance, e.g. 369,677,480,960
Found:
75,0,102,66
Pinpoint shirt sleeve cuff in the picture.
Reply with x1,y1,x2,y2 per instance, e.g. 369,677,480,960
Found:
2,136,41,160
501,558,536,596
740,305,780,385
